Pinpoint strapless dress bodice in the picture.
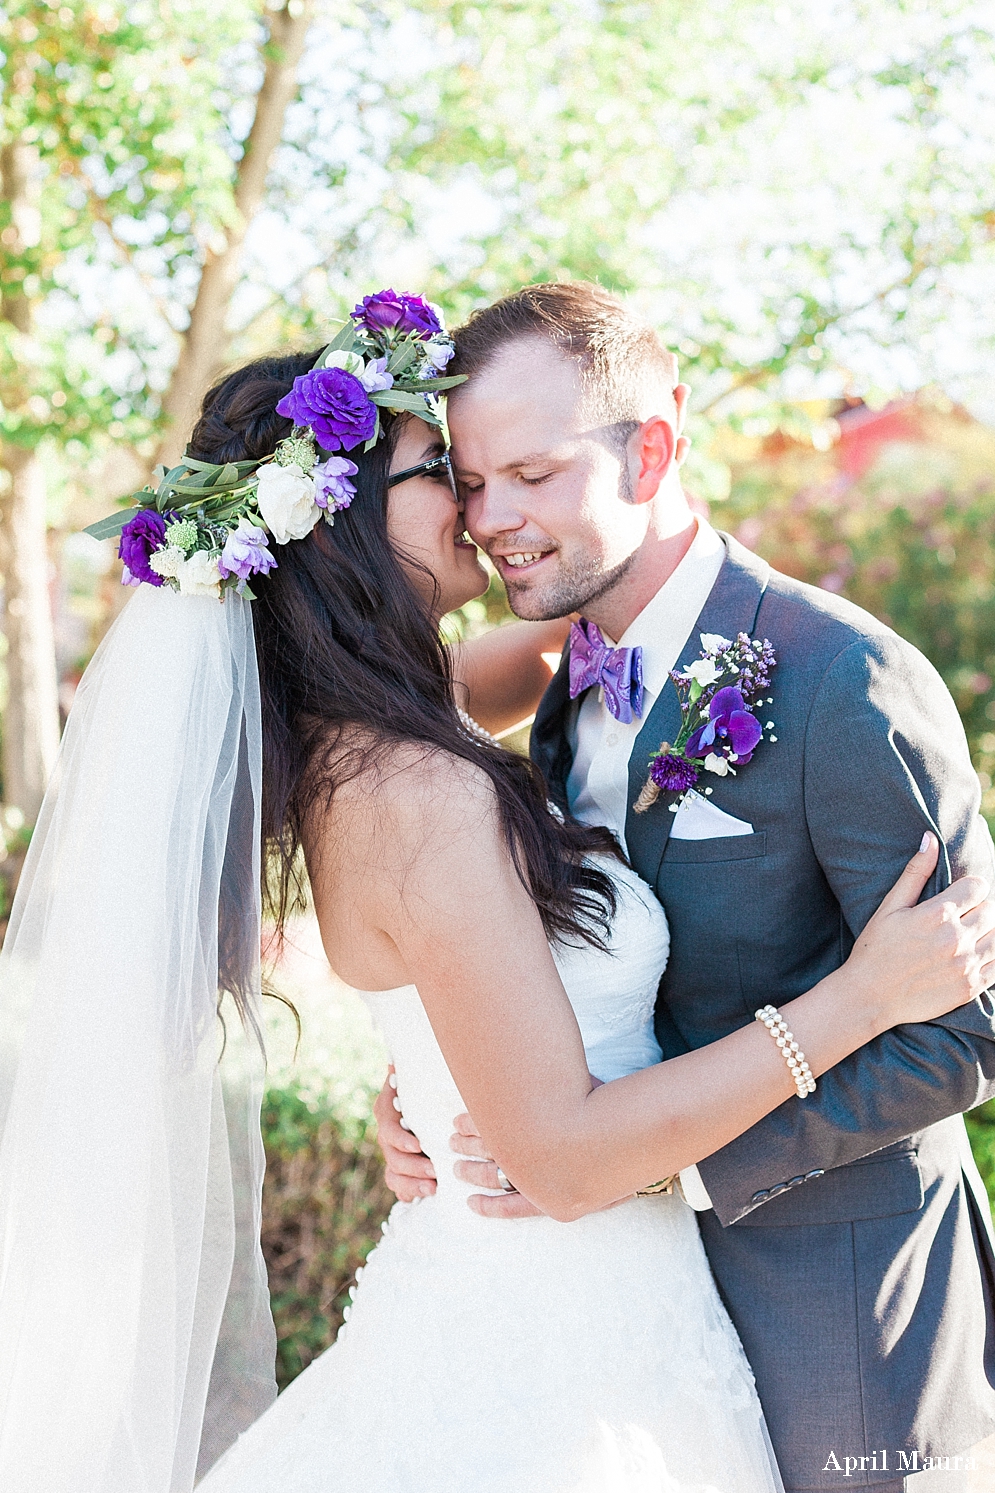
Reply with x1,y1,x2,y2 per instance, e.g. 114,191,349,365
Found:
360,856,670,1208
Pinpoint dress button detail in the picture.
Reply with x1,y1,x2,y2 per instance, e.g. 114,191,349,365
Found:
805,1169,824,1180
788,1176,805,1187
751,1189,769,1204
768,1183,788,1197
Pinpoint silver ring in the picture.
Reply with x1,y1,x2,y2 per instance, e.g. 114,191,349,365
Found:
496,1167,517,1194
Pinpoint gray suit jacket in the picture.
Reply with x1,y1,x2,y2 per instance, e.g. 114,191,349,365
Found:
532,535,995,1491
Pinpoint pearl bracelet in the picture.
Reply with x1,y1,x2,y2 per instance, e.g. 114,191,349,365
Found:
755,1004,816,1097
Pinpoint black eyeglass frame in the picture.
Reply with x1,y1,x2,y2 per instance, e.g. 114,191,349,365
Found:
386,450,459,500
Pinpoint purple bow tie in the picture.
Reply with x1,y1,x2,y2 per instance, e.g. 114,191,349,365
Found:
568,619,644,723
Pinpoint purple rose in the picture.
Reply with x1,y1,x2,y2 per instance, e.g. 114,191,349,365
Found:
685,686,763,764
649,754,699,794
313,455,358,513
217,520,277,583
275,367,377,452
119,509,168,587
351,288,442,339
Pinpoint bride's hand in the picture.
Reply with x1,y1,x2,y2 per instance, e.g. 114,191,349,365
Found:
374,1068,437,1202
846,832,995,1030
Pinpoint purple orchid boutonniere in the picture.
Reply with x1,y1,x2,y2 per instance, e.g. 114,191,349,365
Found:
634,632,777,814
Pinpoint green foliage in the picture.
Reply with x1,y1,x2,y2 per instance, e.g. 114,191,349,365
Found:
260,1081,393,1390
0,0,259,452
262,0,995,431
966,1102,995,1212
718,395,995,822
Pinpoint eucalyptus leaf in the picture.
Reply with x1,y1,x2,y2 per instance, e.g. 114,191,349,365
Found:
401,375,467,392
371,389,434,414
317,322,359,361
83,511,133,542
387,342,417,374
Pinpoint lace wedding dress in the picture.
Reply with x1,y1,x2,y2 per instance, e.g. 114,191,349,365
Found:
199,858,783,1493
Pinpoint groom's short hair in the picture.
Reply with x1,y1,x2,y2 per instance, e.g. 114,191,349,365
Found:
450,282,679,430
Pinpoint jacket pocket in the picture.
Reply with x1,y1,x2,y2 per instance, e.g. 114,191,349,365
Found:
662,831,767,864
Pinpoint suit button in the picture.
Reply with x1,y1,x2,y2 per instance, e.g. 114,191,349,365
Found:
751,1190,769,1204
788,1175,805,1187
768,1183,789,1197
805,1169,824,1180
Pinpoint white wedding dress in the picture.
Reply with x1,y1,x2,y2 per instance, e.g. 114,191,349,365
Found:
199,858,783,1493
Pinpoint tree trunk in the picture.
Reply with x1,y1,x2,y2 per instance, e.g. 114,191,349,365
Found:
155,0,315,466
0,142,60,823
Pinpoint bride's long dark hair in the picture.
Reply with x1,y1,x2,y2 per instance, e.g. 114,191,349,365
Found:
189,350,620,950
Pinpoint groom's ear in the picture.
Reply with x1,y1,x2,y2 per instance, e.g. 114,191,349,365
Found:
672,383,691,466
630,413,679,503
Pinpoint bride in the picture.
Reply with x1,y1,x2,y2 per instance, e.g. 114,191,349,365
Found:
0,290,991,1493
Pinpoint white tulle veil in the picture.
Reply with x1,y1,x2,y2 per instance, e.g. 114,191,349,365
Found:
0,585,276,1490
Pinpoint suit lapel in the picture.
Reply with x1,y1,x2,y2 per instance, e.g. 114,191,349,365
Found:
530,649,574,811
624,534,771,885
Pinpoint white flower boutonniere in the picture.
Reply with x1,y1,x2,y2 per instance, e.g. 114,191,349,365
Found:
634,632,778,814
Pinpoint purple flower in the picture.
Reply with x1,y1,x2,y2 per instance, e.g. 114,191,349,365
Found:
313,456,358,513
685,686,763,764
119,509,168,587
649,754,699,794
275,367,377,452
218,520,277,583
351,288,442,339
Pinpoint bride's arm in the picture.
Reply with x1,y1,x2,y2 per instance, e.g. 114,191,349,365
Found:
346,759,995,1223
449,619,570,735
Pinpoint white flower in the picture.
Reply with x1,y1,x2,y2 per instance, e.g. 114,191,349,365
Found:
684,657,722,687
423,338,455,370
323,349,365,377
177,549,222,599
323,349,393,392
255,462,321,544
149,546,186,580
357,355,393,392
699,632,732,655
702,752,731,776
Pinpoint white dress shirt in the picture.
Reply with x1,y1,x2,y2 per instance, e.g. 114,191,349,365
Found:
564,519,726,1211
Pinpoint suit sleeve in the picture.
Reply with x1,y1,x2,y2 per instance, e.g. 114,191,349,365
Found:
696,632,995,1226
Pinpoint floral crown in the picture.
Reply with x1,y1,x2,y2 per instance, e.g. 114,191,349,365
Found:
84,290,465,600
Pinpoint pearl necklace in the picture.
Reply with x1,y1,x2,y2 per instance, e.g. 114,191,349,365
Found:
457,708,498,747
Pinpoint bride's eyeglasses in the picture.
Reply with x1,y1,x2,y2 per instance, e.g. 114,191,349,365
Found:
387,451,459,502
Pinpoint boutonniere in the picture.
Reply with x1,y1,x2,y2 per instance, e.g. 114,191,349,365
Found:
634,632,777,814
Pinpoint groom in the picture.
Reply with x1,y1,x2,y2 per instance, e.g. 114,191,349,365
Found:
376,282,995,1490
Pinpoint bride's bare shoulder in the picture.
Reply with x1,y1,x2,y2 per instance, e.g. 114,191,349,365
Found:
306,729,500,868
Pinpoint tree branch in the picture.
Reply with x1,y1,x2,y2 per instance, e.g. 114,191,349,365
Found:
155,0,316,465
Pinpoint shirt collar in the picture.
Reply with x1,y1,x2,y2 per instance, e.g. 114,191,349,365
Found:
614,519,726,700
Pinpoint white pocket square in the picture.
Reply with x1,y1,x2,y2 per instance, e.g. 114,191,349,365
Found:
670,790,754,841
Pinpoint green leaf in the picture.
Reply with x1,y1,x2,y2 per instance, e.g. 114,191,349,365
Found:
387,342,417,374
371,389,434,414
83,510,134,541
215,463,239,486
316,323,359,361
398,374,467,392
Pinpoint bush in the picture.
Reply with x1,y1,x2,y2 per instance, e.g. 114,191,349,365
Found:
260,1083,394,1390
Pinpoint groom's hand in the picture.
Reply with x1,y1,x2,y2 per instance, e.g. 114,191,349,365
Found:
450,1077,606,1219
374,1067,437,1202
449,1113,544,1218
